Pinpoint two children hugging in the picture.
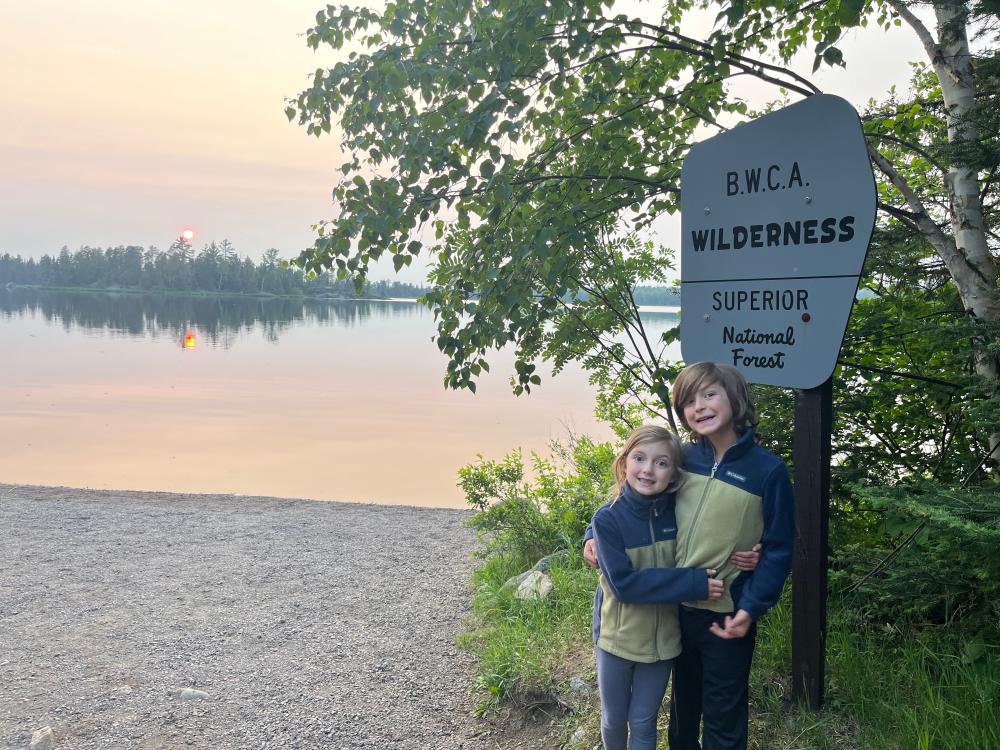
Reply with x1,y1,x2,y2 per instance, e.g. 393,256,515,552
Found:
584,362,795,750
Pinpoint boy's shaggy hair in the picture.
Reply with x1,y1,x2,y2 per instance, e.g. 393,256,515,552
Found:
672,362,757,438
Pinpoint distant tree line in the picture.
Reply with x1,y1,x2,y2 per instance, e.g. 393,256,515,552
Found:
624,285,679,306
0,241,682,305
574,285,680,306
0,240,431,299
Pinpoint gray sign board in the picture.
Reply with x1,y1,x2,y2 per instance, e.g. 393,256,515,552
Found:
680,94,876,388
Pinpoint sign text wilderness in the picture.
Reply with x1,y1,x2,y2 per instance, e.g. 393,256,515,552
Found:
700,163,856,254
679,95,876,389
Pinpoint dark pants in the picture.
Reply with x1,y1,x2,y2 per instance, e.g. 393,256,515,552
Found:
667,606,757,750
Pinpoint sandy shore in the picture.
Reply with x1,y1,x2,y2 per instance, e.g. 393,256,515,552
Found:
0,484,494,750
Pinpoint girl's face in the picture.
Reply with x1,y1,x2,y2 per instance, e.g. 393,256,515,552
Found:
625,439,676,496
682,381,736,442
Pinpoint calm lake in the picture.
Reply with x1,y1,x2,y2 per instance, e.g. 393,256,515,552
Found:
0,289,679,507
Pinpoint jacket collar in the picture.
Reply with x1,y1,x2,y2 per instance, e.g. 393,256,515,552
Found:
618,481,674,516
691,427,757,465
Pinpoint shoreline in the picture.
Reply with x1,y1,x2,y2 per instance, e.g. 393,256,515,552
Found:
0,481,473,514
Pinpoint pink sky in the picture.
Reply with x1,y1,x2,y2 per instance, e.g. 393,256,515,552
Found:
1,1,925,280
0,1,354,268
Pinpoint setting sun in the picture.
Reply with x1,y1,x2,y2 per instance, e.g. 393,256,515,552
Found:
181,228,195,241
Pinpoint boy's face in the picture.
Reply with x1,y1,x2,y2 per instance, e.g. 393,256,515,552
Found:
683,381,735,441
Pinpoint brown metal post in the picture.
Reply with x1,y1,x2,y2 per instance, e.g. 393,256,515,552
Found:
791,377,832,709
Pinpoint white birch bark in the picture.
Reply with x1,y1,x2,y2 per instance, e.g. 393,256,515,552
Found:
886,1,999,466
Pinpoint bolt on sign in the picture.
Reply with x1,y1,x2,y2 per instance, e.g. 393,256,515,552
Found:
680,94,876,388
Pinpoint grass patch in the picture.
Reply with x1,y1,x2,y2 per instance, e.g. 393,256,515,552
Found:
458,548,598,714
464,568,1000,749
751,597,1000,750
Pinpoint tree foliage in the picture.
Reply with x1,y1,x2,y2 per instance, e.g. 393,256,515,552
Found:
288,0,998,466
831,481,1000,629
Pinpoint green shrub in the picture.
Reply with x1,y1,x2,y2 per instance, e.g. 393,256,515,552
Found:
460,552,599,712
459,435,615,571
831,482,1000,631
750,595,1000,750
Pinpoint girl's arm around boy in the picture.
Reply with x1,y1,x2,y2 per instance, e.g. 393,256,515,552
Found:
593,506,723,605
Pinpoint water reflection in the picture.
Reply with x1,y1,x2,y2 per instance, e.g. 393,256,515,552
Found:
0,288,421,348
0,289,677,506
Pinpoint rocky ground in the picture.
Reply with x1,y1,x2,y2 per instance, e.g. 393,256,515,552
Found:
0,484,507,750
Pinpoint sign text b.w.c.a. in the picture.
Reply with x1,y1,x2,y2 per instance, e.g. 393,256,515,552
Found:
680,94,877,389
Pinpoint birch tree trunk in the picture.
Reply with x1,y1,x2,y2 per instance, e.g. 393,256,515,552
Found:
887,1,999,467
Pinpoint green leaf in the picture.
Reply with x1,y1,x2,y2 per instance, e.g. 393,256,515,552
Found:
823,46,845,67
838,0,865,26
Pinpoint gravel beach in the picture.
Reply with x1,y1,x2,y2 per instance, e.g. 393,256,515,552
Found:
0,484,496,750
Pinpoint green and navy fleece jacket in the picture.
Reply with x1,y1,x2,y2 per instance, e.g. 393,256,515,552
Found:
676,428,794,620
591,482,711,663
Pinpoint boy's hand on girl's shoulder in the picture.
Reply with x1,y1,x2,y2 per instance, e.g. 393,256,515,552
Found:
709,609,753,639
728,543,762,571
705,569,724,601
583,538,599,569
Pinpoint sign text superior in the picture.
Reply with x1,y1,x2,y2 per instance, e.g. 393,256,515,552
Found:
712,288,808,311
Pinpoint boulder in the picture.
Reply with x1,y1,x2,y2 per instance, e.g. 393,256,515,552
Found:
515,570,553,599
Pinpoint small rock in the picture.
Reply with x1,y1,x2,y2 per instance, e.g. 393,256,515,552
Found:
567,676,593,695
178,688,210,701
29,726,54,750
503,551,569,592
515,570,553,599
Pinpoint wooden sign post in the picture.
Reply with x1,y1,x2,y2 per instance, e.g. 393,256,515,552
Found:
791,378,832,708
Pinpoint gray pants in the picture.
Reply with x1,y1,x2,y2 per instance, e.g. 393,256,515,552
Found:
595,646,673,750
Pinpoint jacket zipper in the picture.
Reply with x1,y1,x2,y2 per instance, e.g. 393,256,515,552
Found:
649,505,661,656
683,460,719,569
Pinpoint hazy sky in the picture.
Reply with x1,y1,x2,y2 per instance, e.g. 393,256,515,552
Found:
1,2,928,281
